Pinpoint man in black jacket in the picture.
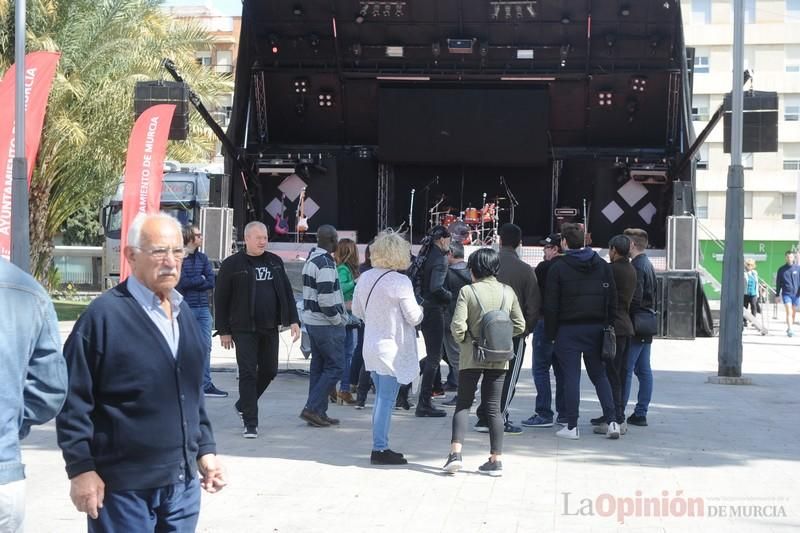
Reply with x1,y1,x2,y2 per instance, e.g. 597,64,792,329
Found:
215,221,300,438
416,225,452,418
622,228,658,427
441,241,471,407
544,223,617,440
57,213,226,530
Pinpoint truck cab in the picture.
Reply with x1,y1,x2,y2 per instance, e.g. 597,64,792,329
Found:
100,164,213,288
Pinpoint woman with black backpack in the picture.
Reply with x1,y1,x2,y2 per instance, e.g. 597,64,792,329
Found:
442,248,525,476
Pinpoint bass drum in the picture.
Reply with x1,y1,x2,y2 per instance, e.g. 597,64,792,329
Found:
448,220,472,245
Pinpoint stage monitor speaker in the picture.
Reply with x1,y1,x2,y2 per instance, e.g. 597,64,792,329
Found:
723,91,778,153
672,181,694,216
667,215,697,271
134,81,190,141
663,273,697,339
200,207,234,264
208,173,230,208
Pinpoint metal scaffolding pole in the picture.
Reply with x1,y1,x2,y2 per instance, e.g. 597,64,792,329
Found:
10,0,29,271
717,0,745,377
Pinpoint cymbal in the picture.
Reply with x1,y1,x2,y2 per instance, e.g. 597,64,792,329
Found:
490,196,508,201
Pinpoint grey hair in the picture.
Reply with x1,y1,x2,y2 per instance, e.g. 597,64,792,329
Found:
127,212,183,249
244,221,268,237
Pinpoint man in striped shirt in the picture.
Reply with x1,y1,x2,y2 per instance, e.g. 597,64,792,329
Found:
300,225,348,428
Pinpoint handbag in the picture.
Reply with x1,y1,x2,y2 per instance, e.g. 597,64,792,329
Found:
632,308,658,337
601,281,616,362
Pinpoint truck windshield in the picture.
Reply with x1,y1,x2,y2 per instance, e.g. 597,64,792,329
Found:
104,205,195,238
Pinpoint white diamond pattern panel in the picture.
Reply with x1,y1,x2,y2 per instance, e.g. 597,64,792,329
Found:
601,200,624,223
617,179,648,207
638,202,657,224
278,174,306,201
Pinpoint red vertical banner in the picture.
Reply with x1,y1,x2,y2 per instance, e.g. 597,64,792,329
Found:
0,51,61,260
118,104,175,282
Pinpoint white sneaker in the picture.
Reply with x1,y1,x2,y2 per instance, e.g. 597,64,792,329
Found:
592,423,608,435
620,422,628,435
556,426,579,440
607,421,620,439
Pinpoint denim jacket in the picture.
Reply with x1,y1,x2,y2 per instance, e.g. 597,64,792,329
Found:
0,258,68,484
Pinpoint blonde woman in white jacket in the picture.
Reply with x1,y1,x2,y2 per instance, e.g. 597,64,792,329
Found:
353,232,423,465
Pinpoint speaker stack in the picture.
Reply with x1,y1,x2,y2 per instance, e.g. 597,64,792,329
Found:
723,90,778,154
133,81,190,141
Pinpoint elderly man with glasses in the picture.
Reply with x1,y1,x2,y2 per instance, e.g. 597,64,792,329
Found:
177,224,226,398
56,212,226,532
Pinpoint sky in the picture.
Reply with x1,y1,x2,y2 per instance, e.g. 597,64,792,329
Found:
162,0,242,16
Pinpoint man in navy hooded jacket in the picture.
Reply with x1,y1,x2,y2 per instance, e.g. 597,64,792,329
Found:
544,223,617,440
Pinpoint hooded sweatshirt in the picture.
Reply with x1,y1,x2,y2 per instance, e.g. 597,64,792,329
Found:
543,247,617,341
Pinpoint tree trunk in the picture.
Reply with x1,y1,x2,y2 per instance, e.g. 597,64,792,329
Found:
29,178,54,288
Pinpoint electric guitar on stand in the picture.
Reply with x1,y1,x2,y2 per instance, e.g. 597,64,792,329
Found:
273,193,289,236
297,187,309,233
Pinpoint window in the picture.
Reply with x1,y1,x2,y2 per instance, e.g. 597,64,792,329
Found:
694,48,710,74
692,0,711,24
785,95,800,121
195,51,212,67
787,45,800,73
742,153,754,169
696,191,709,218
784,144,800,169
692,95,710,121
783,193,797,220
788,0,800,19
697,144,710,170
215,50,233,74
744,0,756,23
744,191,753,219
743,46,755,73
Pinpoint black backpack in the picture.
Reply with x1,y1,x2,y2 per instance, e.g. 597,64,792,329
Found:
468,285,515,363
405,236,433,303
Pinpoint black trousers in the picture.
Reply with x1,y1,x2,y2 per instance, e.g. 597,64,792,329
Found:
476,336,525,424
605,335,629,423
452,369,506,454
349,323,365,386
233,329,279,428
418,307,446,406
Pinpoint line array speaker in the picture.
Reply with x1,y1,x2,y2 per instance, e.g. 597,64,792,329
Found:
723,91,778,153
667,215,697,271
134,81,190,141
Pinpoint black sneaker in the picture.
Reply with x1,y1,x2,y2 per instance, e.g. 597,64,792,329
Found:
442,452,463,474
473,420,489,433
627,414,648,426
504,422,523,435
478,459,503,477
590,416,605,426
243,426,258,439
415,405,447,418
371,449,408,465
204,384,228,398
234,401,243,421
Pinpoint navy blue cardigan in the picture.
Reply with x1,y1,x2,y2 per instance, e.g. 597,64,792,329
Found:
56,281,217,491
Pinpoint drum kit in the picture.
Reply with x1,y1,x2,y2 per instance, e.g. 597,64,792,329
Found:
429,192,507,246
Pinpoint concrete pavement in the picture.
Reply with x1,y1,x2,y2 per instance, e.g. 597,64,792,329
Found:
20,316,800,532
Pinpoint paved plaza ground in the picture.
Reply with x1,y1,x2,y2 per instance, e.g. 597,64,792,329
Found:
19,315,800,532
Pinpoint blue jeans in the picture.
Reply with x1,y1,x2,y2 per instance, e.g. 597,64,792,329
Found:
555,324,615,428
88,478,200,533
305,324,346,416
371,372,400,450
340,328,357,391
532,320,564,419
189,306,213,389
624,338,653,417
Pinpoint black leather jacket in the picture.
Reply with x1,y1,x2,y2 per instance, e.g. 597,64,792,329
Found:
421,245,451,308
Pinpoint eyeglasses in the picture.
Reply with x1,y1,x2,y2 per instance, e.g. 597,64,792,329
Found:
134,246,186,261
193,233,202,238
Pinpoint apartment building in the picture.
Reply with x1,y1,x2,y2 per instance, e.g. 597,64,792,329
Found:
682,0,800,293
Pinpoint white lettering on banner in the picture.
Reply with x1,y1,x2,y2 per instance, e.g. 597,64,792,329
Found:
255,266,273,281
23,67,37,108
0,133,16,238
138,116,161,213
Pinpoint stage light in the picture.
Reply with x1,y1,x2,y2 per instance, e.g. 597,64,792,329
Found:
561,14,571,25
560,44,571,67
619,5,631,17
395,2,404,16
269,34,280,54
491,4,500,19
504,5,512,19
432,41,441,58
516,5,524,18
355,6,367,23
293,77,309,94
479,42,489,57
318,91,335,108
597,91,613,107
606,33,616,48
630,75,647,93
382,3,391,17
372,3,380,16
292,5,304,16
309,33,320,48
352,43,362,57
526,3,536,17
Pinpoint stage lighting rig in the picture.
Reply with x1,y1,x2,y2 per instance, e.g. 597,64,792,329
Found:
358,1,407,19
630,76,647,93
489,2,537,21
597,91,614,107
318,91,335,108
293,77,309,94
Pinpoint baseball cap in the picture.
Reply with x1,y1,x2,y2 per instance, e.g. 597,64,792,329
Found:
539,233,561,246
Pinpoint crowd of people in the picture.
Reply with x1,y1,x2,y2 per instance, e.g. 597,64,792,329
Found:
5,209,799,531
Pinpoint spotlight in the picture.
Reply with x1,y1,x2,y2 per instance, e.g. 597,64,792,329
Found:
293,77,309,94
605,33,616,48
352,43,362,57
292,5,304,16
516,5,524,19
597,91,613,107
372,3,380,16
526,3,536,17
561,14,571,25
269,34,280,54
663,1,670,9
395,3,404,16
504,5,512,19
560,44,571,67
432,41,441,58
630,75,647,93
383,3,391,17
309,33,320,48
619,5,631,17
491,4,500,19
318,91,335,108
479,41,489,58
355,6,367,23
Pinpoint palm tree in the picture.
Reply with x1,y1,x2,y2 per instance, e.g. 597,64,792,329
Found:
0,0,233,281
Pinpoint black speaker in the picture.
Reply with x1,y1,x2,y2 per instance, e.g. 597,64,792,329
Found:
662,273,697,339
208,173,230,208
672,180,694,216
723,91,778,153
134,81,190,141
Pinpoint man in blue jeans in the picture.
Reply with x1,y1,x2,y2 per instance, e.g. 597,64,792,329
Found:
523,233,565,428
622,228,657,427
775,251,800,337
300,225,348,428
177,225,227,398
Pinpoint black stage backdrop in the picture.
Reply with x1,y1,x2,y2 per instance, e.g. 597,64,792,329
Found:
378,87,549,167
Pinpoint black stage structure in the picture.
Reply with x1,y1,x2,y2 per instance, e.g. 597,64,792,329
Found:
225,0,696,247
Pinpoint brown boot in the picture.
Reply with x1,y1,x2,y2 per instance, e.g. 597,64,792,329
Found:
337,391,357,405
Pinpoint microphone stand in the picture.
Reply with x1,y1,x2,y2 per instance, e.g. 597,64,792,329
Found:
420,175,439,234
409,188,415,243
500,176,519,225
